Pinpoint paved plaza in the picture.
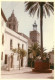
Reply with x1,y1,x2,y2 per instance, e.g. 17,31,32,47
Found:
1,67,54,79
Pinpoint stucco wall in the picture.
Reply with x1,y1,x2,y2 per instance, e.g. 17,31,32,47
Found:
1,15,28,68
4,27,28,51
1,16,6,67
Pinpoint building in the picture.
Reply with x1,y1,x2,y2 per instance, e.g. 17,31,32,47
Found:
1,9,28,70
30,21,40,45
18,32,33,47
1,9,7,69
6,10,18,33
1,9,40,70
48,50,54,64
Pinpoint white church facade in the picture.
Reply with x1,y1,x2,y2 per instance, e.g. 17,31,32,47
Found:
1,9,28,70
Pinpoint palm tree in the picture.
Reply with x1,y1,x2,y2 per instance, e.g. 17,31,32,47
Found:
20,49,27,66
28,43,41,67
28,43,40,59
20,49,26,57
25,2,54,59
12,48,17,53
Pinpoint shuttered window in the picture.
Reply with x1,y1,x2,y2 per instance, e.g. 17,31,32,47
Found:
2,34,4,45
10,39,12,49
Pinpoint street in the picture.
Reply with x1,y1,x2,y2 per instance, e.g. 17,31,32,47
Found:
1,67,54,79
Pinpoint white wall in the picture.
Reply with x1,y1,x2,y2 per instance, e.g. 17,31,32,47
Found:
23,57,27,67
4,27,28,67
1,14,28,68
13,53,19,68
4,27,28,51
1,16,6,67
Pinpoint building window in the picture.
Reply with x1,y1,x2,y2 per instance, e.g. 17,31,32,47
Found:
13,25,15,30
9,24,11,28
1,52,3,60
2,34,4,45
5,55,7,64
18,43,20,49
10,39,12,49
22,44,24,49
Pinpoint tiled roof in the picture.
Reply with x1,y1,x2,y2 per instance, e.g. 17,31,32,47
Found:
18,32,33,44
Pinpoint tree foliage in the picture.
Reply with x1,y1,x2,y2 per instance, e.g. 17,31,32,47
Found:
28,43,41,59
25,2,54,17
25,2,54,59
12,48,27,58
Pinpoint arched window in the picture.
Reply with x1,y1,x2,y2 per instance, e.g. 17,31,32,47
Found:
9,24,11,28
13,25,15,30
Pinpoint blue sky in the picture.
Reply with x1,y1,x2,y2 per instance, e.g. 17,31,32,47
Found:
1,2,54,52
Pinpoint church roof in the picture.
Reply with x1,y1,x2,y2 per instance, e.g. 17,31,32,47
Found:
8,10,18,24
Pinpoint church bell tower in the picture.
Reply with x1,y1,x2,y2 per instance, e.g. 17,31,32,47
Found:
30,21,37,43
7,10,18,32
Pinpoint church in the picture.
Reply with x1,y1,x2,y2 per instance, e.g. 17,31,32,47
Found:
1,9,28,70
1,9,40,70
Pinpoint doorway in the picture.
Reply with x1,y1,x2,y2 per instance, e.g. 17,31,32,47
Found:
11,55,13,68
5,55,7,64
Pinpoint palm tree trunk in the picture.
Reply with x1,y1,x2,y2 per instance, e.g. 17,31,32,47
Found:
40,5,43,59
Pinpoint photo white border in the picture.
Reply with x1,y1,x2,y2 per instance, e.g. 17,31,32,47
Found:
0,0,55,80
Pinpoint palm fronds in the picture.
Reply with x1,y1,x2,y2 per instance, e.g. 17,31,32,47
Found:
25,2,54,18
